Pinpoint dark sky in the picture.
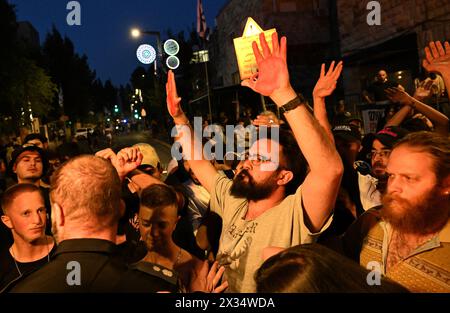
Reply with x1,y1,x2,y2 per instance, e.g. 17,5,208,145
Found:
10,0,228,86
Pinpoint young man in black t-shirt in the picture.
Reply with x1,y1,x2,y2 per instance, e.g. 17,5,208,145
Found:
0,184,55,291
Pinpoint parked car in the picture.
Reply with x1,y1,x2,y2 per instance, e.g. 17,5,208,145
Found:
75,128,93,139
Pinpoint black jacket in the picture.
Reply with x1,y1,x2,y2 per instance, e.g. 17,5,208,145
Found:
7,238,177,293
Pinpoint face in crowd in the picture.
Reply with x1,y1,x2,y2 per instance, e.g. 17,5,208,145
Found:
13,151,43,182
370,139,391,178
1,190,47,243
335,137,361,167
382,145,449,235
139,203,179,252
230,138,291,201
377,70,388,83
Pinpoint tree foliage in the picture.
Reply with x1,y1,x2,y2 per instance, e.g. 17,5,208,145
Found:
0,0,57,133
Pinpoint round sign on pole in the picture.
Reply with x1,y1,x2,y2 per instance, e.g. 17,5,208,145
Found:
164,39,180,56
166,55,180,70
136,44,156,64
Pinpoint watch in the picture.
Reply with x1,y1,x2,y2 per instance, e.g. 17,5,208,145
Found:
280,95,305,114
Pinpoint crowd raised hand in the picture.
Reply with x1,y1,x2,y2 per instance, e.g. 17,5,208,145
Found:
422,41,450,75
313,61,343,99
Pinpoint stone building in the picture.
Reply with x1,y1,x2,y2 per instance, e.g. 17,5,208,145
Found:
206,0,338,120
204,0,450,123
337,0,450,109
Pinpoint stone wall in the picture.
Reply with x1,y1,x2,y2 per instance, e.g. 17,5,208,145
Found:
338,0,450,56
337,0,450,108
210,0,334,91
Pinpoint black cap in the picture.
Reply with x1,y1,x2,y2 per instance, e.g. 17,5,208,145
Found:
333,124,362,142
8,145,49,180
24,133,48,144
345,115,363,125
375,126,409,148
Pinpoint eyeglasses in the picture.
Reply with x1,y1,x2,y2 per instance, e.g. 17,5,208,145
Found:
242,152,273,166
368,149,391,159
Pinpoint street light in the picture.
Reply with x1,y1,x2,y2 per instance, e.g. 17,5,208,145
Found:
131,28,141,38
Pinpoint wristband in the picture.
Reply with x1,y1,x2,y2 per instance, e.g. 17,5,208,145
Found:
280,94,305,114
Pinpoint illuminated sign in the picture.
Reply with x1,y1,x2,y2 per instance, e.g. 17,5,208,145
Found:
166,55,180,70
233,17,277,80
136,44,156,64
164,39,180,56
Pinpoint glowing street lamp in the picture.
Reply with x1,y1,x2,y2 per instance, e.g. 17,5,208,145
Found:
130,28,162,59
131,28,141,38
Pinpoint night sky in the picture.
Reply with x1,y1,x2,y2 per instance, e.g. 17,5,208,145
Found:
10,0,228,86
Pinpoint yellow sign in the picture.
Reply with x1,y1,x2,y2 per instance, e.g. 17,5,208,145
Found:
233,17,276,80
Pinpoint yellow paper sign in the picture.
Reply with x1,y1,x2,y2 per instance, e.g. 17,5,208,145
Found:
233,17,277,80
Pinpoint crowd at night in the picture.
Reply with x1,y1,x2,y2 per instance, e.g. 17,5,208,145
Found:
0,0,449,304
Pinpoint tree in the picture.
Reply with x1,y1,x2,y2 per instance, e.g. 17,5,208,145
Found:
42,27,97,122
0,0,57,134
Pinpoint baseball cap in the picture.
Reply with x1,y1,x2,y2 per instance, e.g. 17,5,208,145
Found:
133,143,161,169
345,115,363,125
332,124,362,142
8,145,49,180
24,133,48,144
375,126,409,148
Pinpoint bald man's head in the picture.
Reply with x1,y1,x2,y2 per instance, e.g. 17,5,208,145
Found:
50,155,122,229
377,70,388,82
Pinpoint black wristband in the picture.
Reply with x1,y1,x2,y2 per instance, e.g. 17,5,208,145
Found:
280,95,305,114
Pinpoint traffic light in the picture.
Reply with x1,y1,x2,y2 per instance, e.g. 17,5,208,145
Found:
164,39,180,70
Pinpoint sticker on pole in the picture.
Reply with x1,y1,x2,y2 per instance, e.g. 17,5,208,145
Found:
166,55,180,69
164,39,180,56
136,44,156,64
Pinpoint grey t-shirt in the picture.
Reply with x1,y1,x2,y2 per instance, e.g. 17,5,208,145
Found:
210,173,332,292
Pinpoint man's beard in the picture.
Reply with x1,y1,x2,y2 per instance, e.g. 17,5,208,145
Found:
381,185,449,235
371,161,388,192
372,161,386,177
230,169,278,201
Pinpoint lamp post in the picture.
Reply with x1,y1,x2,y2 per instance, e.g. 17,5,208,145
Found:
131,27,164,134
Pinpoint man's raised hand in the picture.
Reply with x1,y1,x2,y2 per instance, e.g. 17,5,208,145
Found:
423,41,450,75
241,32,291,102
166,70,183,118
116,147,143,177
385,87,413,105
313,61,343,98
95,148,123,179
413,80,434,101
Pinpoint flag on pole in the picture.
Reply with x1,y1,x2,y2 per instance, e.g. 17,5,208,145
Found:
197,0,209,40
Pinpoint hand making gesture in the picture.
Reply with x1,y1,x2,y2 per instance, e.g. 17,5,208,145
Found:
95,147,143,180
385,87,414,105
166,70,183,118
422,41,450,75
313,61,343,98
241,32,293,104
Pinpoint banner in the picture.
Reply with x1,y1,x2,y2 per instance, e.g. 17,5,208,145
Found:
361,108,385,134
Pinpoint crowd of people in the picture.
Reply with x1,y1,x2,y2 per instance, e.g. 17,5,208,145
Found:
0,33,449,293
